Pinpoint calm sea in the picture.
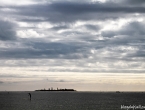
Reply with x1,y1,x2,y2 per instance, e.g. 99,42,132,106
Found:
0,91,145,110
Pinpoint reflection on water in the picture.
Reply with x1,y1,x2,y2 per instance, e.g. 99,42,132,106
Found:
0,91,145,110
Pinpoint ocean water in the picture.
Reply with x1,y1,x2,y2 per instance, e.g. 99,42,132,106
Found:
0,91,145,110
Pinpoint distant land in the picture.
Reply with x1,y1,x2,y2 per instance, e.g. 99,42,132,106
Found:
35,87,76,91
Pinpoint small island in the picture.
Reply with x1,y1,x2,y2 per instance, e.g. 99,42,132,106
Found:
35,87,76,91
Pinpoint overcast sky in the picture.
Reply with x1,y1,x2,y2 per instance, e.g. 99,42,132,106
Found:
0,0,145,91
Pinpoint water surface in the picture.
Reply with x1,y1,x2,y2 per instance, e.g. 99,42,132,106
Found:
0,91,145,110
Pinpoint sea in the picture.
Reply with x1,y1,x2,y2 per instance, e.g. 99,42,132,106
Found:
0,91,145,110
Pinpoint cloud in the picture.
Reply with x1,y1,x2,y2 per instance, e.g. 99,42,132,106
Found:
46,79,66,82
2,1,144,24
0,81,4,84
85,24,100,31
0,0,40,5
127,50,145,58
0,0,144,74
0,19,144,73
120,0,145,6
101,21,145,39
0,20,17,41
0,40,88,59
51,25,69,31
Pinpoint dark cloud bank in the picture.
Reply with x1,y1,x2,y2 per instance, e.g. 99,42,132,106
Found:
6,1,145,23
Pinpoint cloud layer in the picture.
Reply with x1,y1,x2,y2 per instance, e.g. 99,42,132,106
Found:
0,0,145,75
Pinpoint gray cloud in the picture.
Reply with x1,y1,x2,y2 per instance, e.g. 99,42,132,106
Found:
0,0,144,74
0,21,144,63
2,1,144,24
0,20,17,41
101,21,145,39
120,0,145,6
101,31,116,38
0,40,88,59
0,81,4,84
127,50,145,58
85,24,100,31
51,25,69,31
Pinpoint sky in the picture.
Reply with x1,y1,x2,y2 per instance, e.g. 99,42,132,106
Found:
0,0,145,91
